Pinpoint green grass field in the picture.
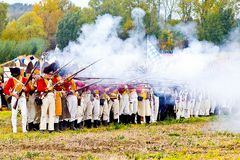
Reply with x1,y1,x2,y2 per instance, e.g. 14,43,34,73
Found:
0,111,240,160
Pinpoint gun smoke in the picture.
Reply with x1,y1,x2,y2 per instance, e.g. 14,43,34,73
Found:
46,8,240,132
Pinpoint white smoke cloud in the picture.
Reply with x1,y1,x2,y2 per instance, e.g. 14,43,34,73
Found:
47,8,240,132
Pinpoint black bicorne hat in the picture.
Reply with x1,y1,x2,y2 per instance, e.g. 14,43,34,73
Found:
10,67,21,77
25,62,33,74
43,62,59,74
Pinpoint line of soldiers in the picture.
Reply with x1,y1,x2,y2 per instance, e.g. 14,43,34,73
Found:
3,62,161,133
2,61,225,133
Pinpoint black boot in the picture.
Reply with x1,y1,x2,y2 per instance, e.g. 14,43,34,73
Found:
88,120,92,128
70,121,76,130
33,123,39,131
126,115,131,124
59,121,64,131
119,115,123,124
74,120,78,129
145,116,151,124
62,120,68,131
80,121,84,129
54,123,61,132
131,114,136,124
28,122,34,131
102,120,108,126
85,120,92,128
97,120,101,127
137,114,141,124
113,119,118,125
93,120,98,128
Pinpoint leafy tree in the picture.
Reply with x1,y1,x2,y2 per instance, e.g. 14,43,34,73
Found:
2,11,46,41
0,38,48,63
0,2,8,36
198,8,236,44
178,0,194,22
33,0,73,49
56,8,96,50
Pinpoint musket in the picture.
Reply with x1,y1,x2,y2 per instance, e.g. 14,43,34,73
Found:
38,59,102,100
51,59,73,76
12,61,40,110
67,59,102,80
75,80,102,93
74,77,116,81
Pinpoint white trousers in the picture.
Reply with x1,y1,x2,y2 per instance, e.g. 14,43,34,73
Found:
108,99,120,120
194,102,201,117
93,98,100,120
77,99,86,123
67,95,78,122
84,101,93,121
11,96,28,133
102,100,109,121
145,99,152,116
27,94,36,123
138,100,145,117
40,93,55,131
175,102,182,119
119,94,130,115
151,97,159,122
129,98,138,115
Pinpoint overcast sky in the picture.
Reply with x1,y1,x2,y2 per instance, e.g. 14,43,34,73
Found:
1,0,90,7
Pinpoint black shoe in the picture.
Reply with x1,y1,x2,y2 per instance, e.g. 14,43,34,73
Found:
74,120,78,128
93,120,98,128
119,115,123,124
33,123,40,131
87,120,92,128
70,121,76,130
102,120,108,126
137,114,141,124
113,119,118,125
54,123,61,132
131,114,136,124
145,116,151,124
28,122,34,131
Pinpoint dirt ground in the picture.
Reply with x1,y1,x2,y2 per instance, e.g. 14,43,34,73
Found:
0,111,240,160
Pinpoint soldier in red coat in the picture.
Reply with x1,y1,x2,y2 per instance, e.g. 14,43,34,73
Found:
4,67,30,133
37,64,56,132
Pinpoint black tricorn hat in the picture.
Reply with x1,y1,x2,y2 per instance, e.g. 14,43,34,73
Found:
25,62,33,74
43,62,59,74
10,67,21,77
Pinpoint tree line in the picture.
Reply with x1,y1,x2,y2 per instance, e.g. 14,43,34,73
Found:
0,0,239,63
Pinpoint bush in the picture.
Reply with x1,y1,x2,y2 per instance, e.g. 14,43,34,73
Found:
0,38,48,63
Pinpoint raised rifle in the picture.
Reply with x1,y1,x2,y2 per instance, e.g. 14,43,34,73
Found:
51,59,73,77
74,77,116,81
12,61,40,110
38,59,102,100
75,80,102,93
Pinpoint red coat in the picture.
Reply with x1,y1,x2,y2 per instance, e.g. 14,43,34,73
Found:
4,77,30,95
37,78,48,93
52,76,62,91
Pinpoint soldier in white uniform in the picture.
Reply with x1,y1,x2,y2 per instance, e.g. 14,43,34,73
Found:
145,89,152,124
119,86,130,124
76,93,86,129
129,87,138,124
108,89,120,124
83,89,93,128
194,91,202,117
92,92,101,128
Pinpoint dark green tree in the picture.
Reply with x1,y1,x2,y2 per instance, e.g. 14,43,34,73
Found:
198,8,236,44
0,2,8,36
56,8,96,50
